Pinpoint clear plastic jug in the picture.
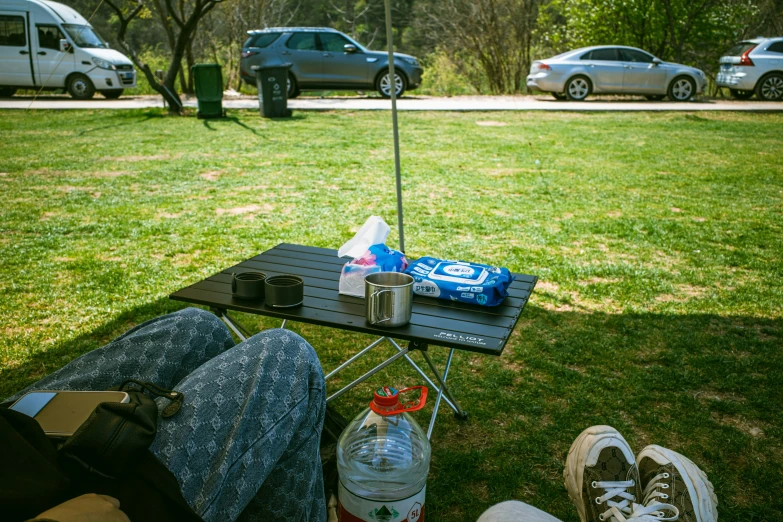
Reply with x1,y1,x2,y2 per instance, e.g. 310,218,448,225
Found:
337,386,431,522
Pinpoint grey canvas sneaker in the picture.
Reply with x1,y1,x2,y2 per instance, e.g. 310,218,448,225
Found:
636,445,719,522
564,425,643,522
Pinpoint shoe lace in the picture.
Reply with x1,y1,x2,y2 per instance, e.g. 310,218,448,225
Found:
593,474,680,522
591,479,635,521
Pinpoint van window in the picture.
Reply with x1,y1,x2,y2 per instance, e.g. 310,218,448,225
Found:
37,25,65,51
62,24,107,49
0,15,26,47
286,32,317,51
249,33,280,48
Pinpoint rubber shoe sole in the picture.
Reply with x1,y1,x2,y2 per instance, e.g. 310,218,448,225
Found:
636,445,718,522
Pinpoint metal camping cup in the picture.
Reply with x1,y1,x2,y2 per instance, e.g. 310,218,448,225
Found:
365,272,414,327
231,271,266,300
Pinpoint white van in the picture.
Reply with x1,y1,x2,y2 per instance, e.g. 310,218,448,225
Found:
0,0,136,99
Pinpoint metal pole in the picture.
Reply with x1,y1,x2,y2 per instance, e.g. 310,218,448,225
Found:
327,347,410,403
221,314,247,342
324,336,387,381
384,0,405,253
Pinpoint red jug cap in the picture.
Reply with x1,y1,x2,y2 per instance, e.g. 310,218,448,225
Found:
370,386,428,415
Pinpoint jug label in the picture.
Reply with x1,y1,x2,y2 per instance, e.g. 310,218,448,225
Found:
338,482,425,522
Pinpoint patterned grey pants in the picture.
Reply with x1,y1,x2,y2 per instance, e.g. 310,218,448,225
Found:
9,307,327,522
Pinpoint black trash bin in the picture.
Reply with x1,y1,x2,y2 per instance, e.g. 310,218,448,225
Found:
252,63,292,118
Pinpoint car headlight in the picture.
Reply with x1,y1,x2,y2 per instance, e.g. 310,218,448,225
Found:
92,57,116,70
402,57,419,66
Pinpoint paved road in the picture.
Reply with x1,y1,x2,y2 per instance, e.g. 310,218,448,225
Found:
1,94,781,111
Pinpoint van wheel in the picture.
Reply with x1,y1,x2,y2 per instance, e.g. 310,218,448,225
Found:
67,74,95,100
0,87,16,97
101,89,124,100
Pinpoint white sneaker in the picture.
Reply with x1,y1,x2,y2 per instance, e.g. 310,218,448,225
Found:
564,425,642,522
636,445,718,522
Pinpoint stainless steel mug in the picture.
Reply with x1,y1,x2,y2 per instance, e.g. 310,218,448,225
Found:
365,272,414,327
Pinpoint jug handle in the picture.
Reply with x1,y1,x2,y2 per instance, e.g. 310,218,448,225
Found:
397,386,428,413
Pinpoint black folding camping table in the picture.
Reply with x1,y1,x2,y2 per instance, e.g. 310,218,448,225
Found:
170,243,537,437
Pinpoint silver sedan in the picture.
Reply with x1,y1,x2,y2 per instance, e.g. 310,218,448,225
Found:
526,46,707,101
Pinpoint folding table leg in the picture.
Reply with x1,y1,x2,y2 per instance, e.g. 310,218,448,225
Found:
220,312,248,342
386,338,460,415
325,337,386,381
426,348,464,440
327,347,410,403
420,349,466,420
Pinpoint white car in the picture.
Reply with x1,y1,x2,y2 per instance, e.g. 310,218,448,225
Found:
716,37,783,101
0,0,136,99
526,46,707,101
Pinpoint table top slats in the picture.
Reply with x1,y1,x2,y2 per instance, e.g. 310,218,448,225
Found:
172,285,506,354
200,274,518,329
170,243,537,355
218,265,530,317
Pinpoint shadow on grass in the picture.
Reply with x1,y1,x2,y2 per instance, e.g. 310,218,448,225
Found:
3,303,781,521
78,111,165,136
202,115,273,138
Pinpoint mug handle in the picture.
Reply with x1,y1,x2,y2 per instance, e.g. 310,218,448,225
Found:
231,273,237,294
371,289,394,324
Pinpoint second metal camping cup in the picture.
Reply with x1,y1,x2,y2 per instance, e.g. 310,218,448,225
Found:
365,272,414,327
264,275,304,307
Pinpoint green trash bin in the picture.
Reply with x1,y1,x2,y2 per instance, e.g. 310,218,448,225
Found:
192,63,225,119
252,63,292,118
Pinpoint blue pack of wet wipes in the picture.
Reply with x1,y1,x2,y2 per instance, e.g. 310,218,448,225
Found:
404,257,515,306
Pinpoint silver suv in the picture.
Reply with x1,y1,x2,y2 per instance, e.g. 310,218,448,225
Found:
716,37,783,101
240,27,423,98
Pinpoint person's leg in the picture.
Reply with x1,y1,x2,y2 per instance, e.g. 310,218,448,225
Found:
7,307,234,402
477,501,564,522
150,328,326,522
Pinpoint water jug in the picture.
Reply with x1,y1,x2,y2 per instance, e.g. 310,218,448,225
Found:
337,386,431,522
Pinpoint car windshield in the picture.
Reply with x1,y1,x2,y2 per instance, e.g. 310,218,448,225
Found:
62,24,107,48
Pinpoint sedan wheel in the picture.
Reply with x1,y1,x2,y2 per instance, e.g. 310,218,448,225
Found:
668,76,694,102
551,92,567,101
377,71,406,98
757,73,783,101
565,76,590,101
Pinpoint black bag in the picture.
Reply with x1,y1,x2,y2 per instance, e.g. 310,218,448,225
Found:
59,380,184,479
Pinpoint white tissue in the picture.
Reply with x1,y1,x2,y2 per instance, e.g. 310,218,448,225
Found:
337,216,391,259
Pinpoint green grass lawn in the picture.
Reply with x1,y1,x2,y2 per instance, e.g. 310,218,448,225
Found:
1,109,781,521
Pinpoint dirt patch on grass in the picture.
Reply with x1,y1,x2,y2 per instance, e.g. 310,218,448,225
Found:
215,204,274,216
106,153,182,162
578,277,622,285
694,390,746,403
157,211,183,219
711,412,765,437
476,121,509,127
90,171,129,178
200,171,222,181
